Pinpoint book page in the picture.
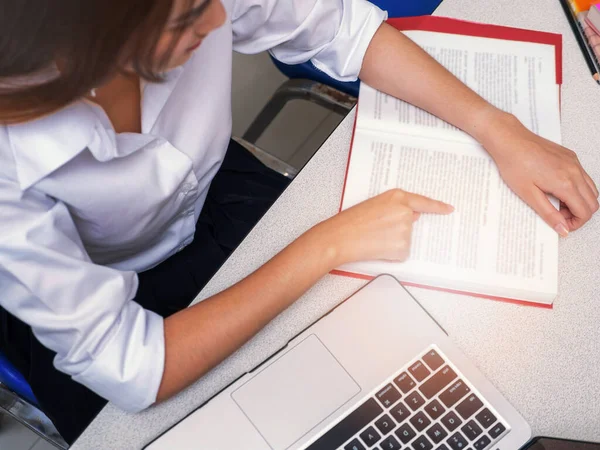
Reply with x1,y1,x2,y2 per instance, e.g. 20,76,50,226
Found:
356,31,561,146
340,132,558,303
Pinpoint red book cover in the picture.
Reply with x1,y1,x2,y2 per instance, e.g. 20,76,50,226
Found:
334,16,562,309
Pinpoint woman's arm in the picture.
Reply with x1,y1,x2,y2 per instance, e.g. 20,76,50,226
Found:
157,224,334,401
359,23,599,235
157,190,453,401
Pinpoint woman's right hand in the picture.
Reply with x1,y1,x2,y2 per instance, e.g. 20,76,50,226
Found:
158,189,452,402
314,189,454,266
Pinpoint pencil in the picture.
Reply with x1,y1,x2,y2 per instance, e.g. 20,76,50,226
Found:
558,0,600,84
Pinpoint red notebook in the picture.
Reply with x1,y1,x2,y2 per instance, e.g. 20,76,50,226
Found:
334,16,562,308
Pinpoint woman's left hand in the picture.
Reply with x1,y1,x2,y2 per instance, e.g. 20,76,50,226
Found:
480,111,599,236
359,24,598,235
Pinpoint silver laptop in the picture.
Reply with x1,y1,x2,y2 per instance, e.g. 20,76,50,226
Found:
145,275,531,450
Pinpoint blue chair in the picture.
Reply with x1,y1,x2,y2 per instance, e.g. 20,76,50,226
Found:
0,352,37,405
0,351,68,448
242,0,443,145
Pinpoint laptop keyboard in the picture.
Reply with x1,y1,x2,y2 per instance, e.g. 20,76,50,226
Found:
305,346,509,450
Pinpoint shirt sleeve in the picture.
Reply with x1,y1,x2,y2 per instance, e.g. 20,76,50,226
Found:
0,177,165,413
229,0,387,81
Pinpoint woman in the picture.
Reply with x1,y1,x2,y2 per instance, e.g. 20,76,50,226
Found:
0,0,597,444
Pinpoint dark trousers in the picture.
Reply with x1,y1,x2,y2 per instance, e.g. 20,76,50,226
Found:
0,140,289,444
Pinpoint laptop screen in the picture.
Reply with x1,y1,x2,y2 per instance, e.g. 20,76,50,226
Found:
525,437,600,450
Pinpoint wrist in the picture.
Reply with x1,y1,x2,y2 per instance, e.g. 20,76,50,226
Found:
468,105,517,151
301,220,348,271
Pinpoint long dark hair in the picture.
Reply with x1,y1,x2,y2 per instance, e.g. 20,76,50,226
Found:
0,0,181,124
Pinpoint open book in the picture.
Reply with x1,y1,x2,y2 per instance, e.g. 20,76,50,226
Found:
336,17,563,307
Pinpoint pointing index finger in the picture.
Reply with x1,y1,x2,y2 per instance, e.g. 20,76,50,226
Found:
404,192,454,214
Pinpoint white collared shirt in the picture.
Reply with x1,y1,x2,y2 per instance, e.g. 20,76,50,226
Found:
0,0,386,413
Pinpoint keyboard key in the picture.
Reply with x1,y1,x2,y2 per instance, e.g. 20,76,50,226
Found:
447,432,469,450
409,411,431,432
360,426,381,447
435,446,450,450
394,372,416,393
439,380,470,408
419,366,457,399
380,435,402,450
376,384,402,408
455,395,484,420
405,391,426,411
473,435,491,450
461,420,483,440
395,423,417,444
426,423,448,444
488,422,506,439
475,409,496,429
390,402,411,423
409,360,431,382
375,414,395,436
412,435,433,450
306,398,383,450
424,399,446,420
441,411,462,432
423,349,445,371
345,438,367,450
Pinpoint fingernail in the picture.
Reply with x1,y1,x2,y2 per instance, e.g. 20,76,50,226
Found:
554,223,569,237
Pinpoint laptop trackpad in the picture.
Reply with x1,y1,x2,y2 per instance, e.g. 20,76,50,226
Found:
232,334,360,449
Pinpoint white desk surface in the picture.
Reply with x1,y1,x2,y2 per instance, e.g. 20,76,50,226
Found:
72,0,600,448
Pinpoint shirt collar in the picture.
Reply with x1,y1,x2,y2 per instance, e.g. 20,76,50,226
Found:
7,65,186,191
7,101,119,190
